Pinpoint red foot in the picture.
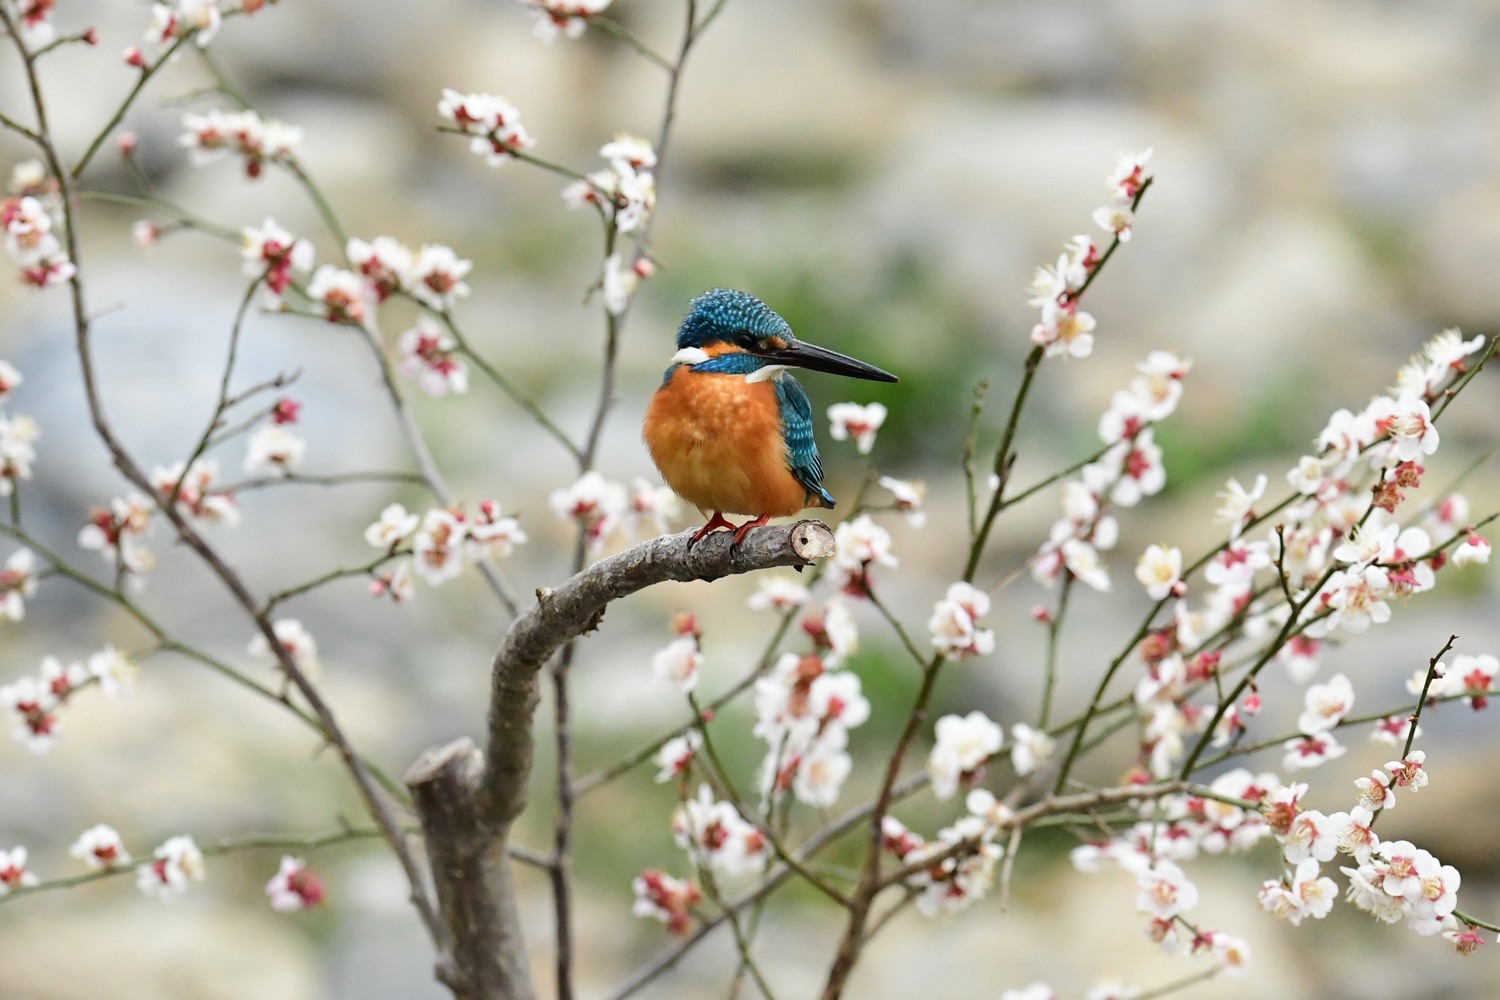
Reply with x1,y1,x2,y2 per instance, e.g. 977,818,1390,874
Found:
689,511,739,548
730,513,772,547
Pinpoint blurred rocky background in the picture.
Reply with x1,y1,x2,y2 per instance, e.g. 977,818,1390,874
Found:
1,0,1498,998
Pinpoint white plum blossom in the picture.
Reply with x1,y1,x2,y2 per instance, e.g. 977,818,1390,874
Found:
87,645,138,699
520,0,612,43
1386,750,1429,793
0,412,40,495
1214,474,1267,538
1297,673,1354,734
347,235,414,302
631,869,700,936
307,266,374,328
1009,723,1056,777
398,318,470,396
410,244,473,311
243,424,306,477
1093,204,1134,241
70,824,131,870
1453,533,1492,566
137,835,205,899
1312,566,1392,636
1105,148,1153,203
466,501,527,562
832,514,896,570
928,711,1003,800
1280,810,1338,865
149,459,239,527
1354,769,1395,812
364,503,420,549
877,475,927,527
927,581,996,659
265,855,325,911
1061,538,1111,591
1282,731,1346,771
818,598,860,665
746,575,810,614
1,547,38,622
0,846,38,894
1032,300,1096,359
2,674,59,753
601,253,642,316
651,634,701,693
672,785,769,880
241,217,313,307
0,358,20,401
1328,805,1378,863
1000,984,1056,1000
653,730,701,783
549,471,627,553
792,739,853,809
412,508,466,585
1135,859,1198,919
1261,859,1338,926
826,401,887,454
1134,543,1181,600
625,478,679,538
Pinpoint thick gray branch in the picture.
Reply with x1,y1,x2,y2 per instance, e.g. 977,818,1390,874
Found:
479,519,834,824
406,519,833,1000
407,739,534,1000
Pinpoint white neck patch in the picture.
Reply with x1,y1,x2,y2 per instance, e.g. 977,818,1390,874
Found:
670,347,711,365
745,364,787,384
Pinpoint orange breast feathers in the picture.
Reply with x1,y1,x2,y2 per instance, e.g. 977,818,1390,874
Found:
645,367,821,518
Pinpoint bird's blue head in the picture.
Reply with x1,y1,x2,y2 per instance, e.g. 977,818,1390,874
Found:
676,288,794,352
672,288,898,384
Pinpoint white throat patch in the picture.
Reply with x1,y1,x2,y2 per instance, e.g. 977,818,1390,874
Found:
745,364,787,384
670,347,711,365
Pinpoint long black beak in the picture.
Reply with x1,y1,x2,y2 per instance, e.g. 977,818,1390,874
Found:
756,340,898,383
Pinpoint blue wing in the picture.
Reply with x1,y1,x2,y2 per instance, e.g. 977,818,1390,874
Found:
775,374,835,508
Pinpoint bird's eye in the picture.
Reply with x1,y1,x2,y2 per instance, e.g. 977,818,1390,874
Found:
735,332,758,351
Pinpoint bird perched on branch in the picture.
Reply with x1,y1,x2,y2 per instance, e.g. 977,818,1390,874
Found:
644,288,898,546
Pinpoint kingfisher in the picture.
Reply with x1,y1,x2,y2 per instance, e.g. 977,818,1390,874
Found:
644,288,898,547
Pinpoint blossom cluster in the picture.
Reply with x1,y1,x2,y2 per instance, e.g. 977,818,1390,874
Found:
1027,149,1152,359
925,710,1058,803
0,647,137,753
239,216,476,336
631,868,701,935
363,500,527,597
880,807,1002,919
437,89,536,167
518,0,611,43
549,471,678,554
0,545,38,622
1120,328,1490,780
671,785,770,882
5,0,60,49
753,636,871,809
1,355,40,496
265,854,326,911
4,162,75,288
560,134,659,314
179,108,302,179
1033,350,1189,594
